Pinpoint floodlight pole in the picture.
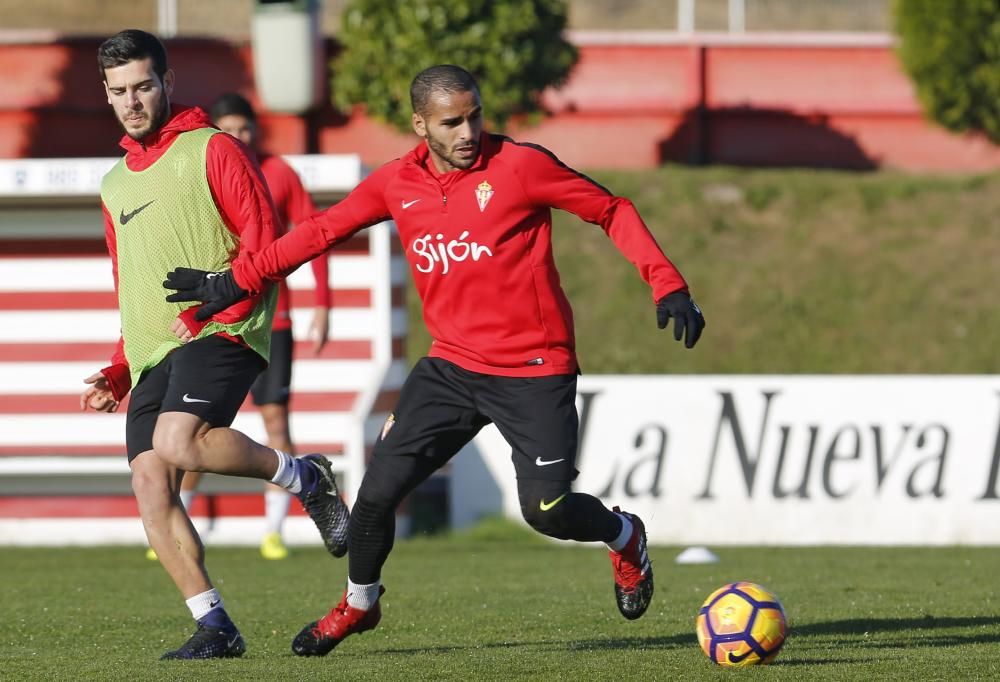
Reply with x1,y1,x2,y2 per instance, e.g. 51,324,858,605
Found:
729,0,746,33
677,0,695,33
158,0,178,38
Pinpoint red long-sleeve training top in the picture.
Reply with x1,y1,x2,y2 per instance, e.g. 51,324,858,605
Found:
258,153,329,331
232,133,689,377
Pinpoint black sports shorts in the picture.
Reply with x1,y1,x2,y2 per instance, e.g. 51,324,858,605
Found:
250,328,292,406
370,357,580,492
125,334,266,462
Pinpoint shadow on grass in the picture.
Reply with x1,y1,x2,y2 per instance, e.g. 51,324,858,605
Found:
372,633,697,657
794,615,1000,638
365,616,1000,663
769,615,1000,665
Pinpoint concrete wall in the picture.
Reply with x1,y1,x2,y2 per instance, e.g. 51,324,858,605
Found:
0,32,997,171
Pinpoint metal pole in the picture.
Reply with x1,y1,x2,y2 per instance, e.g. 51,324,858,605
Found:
678,0,695,34
728,0,746,33
158,0,178,38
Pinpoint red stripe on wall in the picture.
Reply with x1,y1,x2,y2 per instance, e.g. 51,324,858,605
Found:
0,493,314,518
0,444,127,456
0,234,375,256
0,339,377,362
0,394,121,413
0,288,382,311
0,342,118,361
0,291,118,309
0,239,107,256
0,391,359,414
0,442,344,456
288,288,370,308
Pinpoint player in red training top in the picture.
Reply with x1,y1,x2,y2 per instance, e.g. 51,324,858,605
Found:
165,64,705,656
163,93,331,562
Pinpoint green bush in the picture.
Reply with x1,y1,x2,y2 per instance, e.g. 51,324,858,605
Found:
894,0,1000,143
331,0,578,132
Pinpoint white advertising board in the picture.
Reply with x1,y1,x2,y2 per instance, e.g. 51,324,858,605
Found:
450,375,1000,545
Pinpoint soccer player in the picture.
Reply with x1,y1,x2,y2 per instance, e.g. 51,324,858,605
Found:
79,29,348,660
169,93,331,562
164,64,706,656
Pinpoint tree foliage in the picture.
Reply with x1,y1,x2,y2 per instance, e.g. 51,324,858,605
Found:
894,0,1000,144
331,0,578,132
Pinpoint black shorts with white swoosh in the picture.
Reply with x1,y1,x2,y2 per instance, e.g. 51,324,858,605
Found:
125,335,265,461
363,358,579,505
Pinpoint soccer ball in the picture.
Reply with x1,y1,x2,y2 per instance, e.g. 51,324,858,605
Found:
696,582,786,667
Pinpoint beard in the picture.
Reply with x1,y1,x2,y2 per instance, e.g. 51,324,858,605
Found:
119,95,170,141
426,133,478,171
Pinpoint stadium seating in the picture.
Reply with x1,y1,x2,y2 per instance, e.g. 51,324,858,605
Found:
0,155,406,545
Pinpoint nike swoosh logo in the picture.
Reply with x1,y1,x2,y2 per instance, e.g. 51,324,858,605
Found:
539,494,567,511
535,457,565,467
227,636,241,648
401,199,421,209
119,200,155,225
313,460,340,497
182,394,211,403
208,600,220,608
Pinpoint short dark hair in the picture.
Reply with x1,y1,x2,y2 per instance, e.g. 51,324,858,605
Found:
410,65,479,116
97,29,168,80
209,93,257,124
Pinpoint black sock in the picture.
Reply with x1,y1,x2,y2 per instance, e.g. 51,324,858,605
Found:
347,497,397,584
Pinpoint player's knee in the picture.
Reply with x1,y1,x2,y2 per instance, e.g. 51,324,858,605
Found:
521,499,574,540
352,493,396,523
151,421,202,470
518,482,574,540
129,459,172,507
356,456,412,511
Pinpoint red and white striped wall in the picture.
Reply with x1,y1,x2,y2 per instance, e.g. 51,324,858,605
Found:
0,155,407,545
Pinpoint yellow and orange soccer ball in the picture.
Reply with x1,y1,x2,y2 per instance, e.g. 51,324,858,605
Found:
696,582,787,667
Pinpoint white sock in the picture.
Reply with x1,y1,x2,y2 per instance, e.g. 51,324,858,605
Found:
346,579,381,611
179,490,195,511
269,449,302,494
264,490,291,534
186,588,223,621
606,512,633,552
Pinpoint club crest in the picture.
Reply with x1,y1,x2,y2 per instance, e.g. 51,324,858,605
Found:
475,180,494,212
380,413,395,441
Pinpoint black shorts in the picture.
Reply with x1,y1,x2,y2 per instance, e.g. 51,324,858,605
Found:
250,328,292,406
368,357,580,498
125,335,266,462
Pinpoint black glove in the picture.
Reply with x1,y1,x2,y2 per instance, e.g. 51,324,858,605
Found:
163,268,248,322
656,291,705,349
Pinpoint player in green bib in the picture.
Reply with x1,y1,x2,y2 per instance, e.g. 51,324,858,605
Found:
78,29,349,661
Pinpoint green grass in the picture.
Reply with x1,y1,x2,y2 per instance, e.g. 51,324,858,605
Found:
407,166,1000,374
2,522,999,680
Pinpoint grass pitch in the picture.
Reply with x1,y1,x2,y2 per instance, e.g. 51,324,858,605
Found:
1,520,997,680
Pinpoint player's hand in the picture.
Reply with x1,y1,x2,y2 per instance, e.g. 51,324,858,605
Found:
170,317,194,343
163,267,247,321
656,291,705,349
80,372,120,413
310,306,330,355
